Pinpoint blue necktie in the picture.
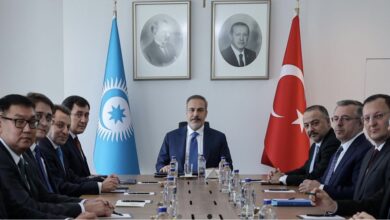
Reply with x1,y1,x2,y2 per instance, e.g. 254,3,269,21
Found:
189,132,199,172
34,147,54,193
56,147,65,172
323,147,343,185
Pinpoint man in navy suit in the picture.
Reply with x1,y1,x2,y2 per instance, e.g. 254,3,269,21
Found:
156,95,233,174
310,94,390,219
298,100,371,199
268,105,340,186
221,22,257,67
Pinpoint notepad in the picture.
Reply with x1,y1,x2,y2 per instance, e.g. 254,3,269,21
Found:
271,198,313,207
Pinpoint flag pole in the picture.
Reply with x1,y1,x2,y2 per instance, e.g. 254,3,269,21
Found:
113,0,117,17
295,0,300,16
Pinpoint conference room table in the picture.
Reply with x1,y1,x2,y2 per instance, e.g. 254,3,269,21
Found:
83,174,326,219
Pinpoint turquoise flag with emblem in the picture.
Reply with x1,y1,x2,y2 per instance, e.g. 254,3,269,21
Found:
94,13,140,174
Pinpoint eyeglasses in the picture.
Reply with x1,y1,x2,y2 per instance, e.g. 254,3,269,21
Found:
72,112,89,119
1,116,39,129
51,120,70,130
36,112,53,123
187,108,206,113
331,116,360,123
362,112,390,123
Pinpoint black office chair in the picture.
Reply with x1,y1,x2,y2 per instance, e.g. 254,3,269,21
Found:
178,121,210,128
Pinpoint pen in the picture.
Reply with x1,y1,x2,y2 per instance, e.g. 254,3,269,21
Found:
138,181,159,184
305,192,317,196
113,210,123,216
122,199,146,202
268,188,289,191
127,192,152,195
306,213,336,217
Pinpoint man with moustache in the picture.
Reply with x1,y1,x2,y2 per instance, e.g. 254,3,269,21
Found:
39,105,119,197
310,94,390,219
0,94,111,218
268,105,340,186
156,95,233,174
298,100,371,199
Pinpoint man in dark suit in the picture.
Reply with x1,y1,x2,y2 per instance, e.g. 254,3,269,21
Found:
221,22,257,67
298,100,371,199
156,95,233,174
310,94,390,219
0,94,111,218
143,18,177,67
268,105,340,186
39,104,119,197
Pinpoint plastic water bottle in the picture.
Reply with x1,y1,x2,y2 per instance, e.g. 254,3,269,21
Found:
229,169,240,203
163,176,176,207
258,199,276,219
218,156,226,184
198,154,206,182
169,156,178,178
240,178,255,219
221,162,231,193
156,206,170,220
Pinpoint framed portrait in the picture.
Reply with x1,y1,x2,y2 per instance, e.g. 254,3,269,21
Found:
211,0,270,80
133,1,191,80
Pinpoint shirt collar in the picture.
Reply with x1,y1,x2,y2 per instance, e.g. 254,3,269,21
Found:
340,131,363,151
375,142,386,151
230,45,244,56
187,124,204,137
0,137,22,165
69,131,76,139
30,142,37,152
47,136,61,150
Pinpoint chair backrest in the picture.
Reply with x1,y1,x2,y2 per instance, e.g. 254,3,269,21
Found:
178,121,210,128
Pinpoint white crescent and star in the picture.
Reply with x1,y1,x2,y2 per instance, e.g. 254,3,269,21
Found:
270,64,305,132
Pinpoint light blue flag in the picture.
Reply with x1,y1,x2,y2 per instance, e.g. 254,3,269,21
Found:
94,15,140,174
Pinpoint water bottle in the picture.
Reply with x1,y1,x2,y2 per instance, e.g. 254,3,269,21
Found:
240,178,255,219
258,199,276,219
168,168,177,184
221,162,231,193
198,154,206,182
163,175,176,207
169,156,178,178
156,206,170,220
229,169,240,203
218,156,226,184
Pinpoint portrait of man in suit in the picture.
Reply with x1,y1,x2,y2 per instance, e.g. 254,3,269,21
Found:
220,21,257,67
142,17,179,67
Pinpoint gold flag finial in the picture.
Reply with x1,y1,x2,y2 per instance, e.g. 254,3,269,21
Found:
295,0,300,16
113,0,117,17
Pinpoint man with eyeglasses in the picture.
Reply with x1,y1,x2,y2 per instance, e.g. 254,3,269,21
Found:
156,95,233,174
298,100,371,199
268,105,340,186
310,94,390,219
39,105,119,197
0,94,111,218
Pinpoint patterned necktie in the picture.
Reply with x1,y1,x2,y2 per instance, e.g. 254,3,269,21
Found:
239,54,244,66
34,147,54,193
323,147,344,185
309,144,320,173
18,158,30,190
74,136,85,159
365,149,379,175
189,132,199,172
56,147,65,172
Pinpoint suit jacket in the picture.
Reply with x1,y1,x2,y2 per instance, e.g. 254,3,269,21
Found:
0,183,8,219
63,135,91,177
0,142,81,218
286,128,340,185
221,46,257,67
320,133,371,199
156,125,233,173
353,138,390,200
39,137,99,197
144,40,176,66
337,177,390,219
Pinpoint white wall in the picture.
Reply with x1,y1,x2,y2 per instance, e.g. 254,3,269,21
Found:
1,0,390,174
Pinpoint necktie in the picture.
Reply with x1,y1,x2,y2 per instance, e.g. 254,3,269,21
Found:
239,54,244,66
189,132,199,172
323,147,344,185
74,136,85,159
365,149,379,175
34,147,54,193
309,144,320,173
56,147,65,172
18,158,30,190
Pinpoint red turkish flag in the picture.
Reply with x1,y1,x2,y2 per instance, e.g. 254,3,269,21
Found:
261,15,310,172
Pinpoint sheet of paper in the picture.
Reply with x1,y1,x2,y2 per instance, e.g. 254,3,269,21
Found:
115,200,145,207
263,189,295,193
297,214,345,219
